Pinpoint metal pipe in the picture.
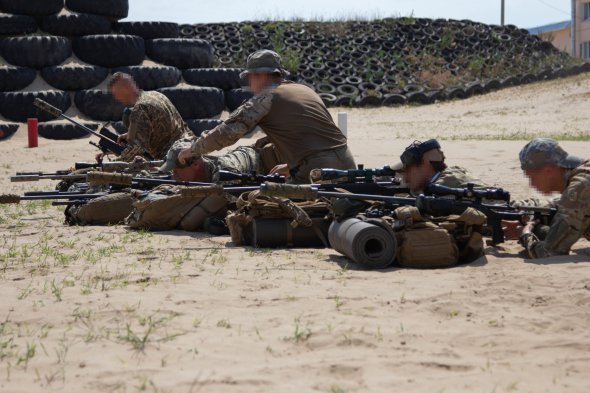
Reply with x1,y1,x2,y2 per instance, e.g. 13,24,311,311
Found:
501,0,505,26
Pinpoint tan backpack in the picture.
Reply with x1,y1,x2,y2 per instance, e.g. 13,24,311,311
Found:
125,185,227,231
226,190,331,247
393,206,486,269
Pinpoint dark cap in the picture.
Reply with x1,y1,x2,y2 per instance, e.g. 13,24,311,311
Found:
159,140,193,173
239,50,289,79
519,138,583,170
392,139,445,172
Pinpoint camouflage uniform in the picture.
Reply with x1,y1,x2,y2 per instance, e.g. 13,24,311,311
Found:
434,166,485,188
187,50,355,184
66,145,262,227
127,91,192,160
518,138,589,258
522,160,590,258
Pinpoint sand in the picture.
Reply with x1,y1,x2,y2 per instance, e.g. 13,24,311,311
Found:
0,74,589,393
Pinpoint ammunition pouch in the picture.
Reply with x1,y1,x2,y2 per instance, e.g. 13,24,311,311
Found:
125,185,227,231
226,190,332,247
392,206,485,269
65,192,135,226
254,137,282,174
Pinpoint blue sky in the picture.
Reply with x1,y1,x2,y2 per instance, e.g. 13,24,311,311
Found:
127,0,572,29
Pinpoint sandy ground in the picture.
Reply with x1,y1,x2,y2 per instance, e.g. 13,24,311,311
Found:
0,74,589,393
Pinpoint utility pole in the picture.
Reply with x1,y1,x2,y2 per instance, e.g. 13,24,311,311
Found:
501,0,505,26
571,0,576,57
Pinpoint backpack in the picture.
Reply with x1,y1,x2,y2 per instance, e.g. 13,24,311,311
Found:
392,206,486,269
125,185,227,231
226,190,331,247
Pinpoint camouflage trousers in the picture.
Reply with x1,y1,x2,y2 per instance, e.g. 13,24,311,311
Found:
215,145,262,175
288,145,356,184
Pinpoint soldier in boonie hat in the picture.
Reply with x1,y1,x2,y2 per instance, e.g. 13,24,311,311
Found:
175,48,356,184
239,49,290,79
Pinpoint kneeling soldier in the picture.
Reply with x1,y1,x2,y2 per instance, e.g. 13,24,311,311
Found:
176,49,356,184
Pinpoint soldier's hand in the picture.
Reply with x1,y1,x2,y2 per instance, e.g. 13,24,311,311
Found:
132,156,147,164
95,152,105,164
178,147,194,166
269,164,290,177
501,220,523,240
117,133,129,146
522,219,539,236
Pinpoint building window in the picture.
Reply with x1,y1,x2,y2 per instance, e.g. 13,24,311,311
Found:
585,2,590,20
581,41,590,59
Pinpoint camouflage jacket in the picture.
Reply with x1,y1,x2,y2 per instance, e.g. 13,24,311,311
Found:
127,91,192,160
433,166,485,188
522,160,590,258
204,145,262,182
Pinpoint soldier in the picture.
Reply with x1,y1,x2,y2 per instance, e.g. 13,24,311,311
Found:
159,139,264,182
108,72,192,160
176,49,356,184
65,142,267,227
391,139,485,194
503,138,589,258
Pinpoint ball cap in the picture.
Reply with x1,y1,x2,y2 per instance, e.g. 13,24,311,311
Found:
239,50,289,79
519,138,583,170
159,140,193,173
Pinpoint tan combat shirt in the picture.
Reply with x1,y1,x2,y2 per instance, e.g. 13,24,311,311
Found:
190,81,348,168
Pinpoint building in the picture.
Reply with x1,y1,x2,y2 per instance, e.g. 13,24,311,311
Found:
528,0,590,60
528,20,572,54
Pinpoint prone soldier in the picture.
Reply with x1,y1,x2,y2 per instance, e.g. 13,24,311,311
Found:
503,138,590,258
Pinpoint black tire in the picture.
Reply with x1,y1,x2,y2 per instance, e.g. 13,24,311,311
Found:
225,88,253,112
355,95,382,107
0,122,19,141
183,68,242,90
444,87,467,100
406,91,433,104
185,119,223,136
0,90,71,122
116,21,179,39
146,38,214,69
383,93,407,106
41,11,112,36
73,34,145,68
38,120,99,140
157,86,225,119
0,66,36,92
41,65,108,91
334,95,353,106
319,93,337,107
0,13,37,35
65,0,129,19
465,82,484,96
0,0,63,16
74,89,126,121
0,36,71,69
113,65,181,90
